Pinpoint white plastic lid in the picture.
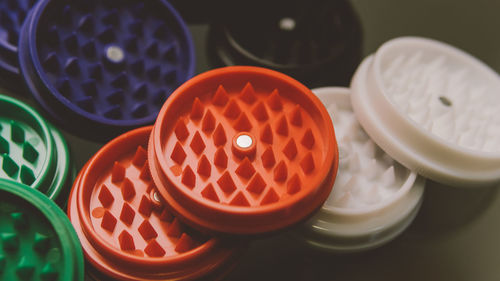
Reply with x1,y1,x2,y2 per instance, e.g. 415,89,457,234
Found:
351,36,500,188
300,87,425,252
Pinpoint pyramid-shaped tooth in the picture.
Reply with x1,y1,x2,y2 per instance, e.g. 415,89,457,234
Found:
56,78,71,97
239,82,257,104
290,105,303,127
174,119,189,141
22,141,38,163
223,100,241,119
197,155,211,178
190,97,204,120
163,44,178,63
153,89,166,104
365,185,381,205
202,110,216,132
171,142,187,165
20,166,35,186
153,24,167,39
175,233,194,253
76,96,95,113
82,39,96,58
164,69,177,85
133,83,148,99
300,153,315,174
431,110,456,139
235,158,256,179
40,262,59,280
101,211,117,232
234,113,253,131
159,208,173,222
138,220,158,241
119,203,135,225
214,148,228,168
131,103,148,118
131,59,144,75
260,124,273,144
97,26,115,43
261,188,279,205
247,173,266,194
213,124,227,146
82,79,98,96
287,174,301,195
0,137,7,154
274,160,288,182
121,178,136,201
201,183,220,202
33,233,50,253
2,154,18,177
252,102,269,122
212,85,229,106
379,166,395,187
146,42,159,57
217,171,236,194
167,218,182,237
64,57,80,76
1,232,19,251
118,230,135,251
282,139,298,160
98,184,114,207
111,72,129,88
112,161,126,182
342,175,359,194
144,240,165,257
129,19,143,36
60,5,72,25
16,257,34,279
301,129,315,149
147,65,161,81
190,132,206,155
43,52,59,72
102,8,119,25
348,152,361,172
138,195,153,217
104,105,122,119
362,141,376,158
364,158,379,180
78,14,94,33
267,89,283,111
11,121,24,143
64,32,78,52
276,116,289,136
230,191,251,206
47,25,60,45
261,147,276,168
132,146,147,167
89,63,103,80
334,190,351,207
125,37,139,53
11,212,28,230
181,165,196,188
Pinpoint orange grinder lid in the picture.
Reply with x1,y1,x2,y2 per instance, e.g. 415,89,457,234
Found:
149,66,339,235
68,127,240,281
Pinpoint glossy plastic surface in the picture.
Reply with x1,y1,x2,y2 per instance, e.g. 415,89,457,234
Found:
68,126,241,281
0,94,71,204
0,179,84,281
19,0,195,141
149,66,338,235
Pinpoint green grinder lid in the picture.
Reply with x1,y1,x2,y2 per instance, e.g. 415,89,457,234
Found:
0,179,84,281
0,94,71,204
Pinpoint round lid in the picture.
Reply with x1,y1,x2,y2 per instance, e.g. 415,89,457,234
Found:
0,179,84,281
19,0,195,140
0,94,71,202
299,87,425,252
149,66,338,235
208,0,362,87
351,36,500,187
68,126,239,280
0,0,36,85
